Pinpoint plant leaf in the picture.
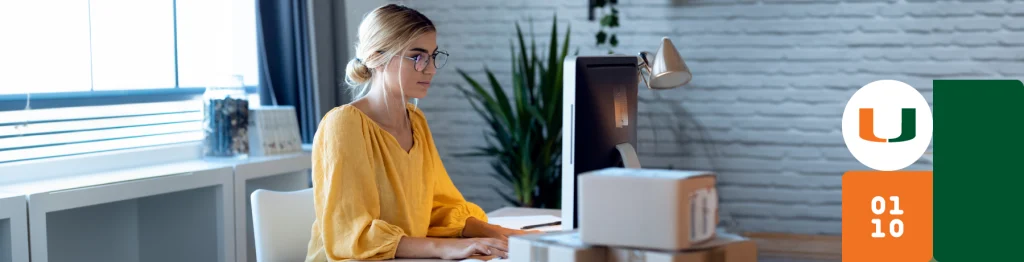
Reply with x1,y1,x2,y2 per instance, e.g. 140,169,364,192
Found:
522,132,538,198
546,13,558,95
513,70,528,136
457,69,513,131
544,24,570,121
510,40,526,136
600,14,613,27
455,70,496,109
456,83,516,153
526,105,548,131
529,18,539,102
489,160,516,187
515,23,534,99
485,68,516,132
455,85,500,131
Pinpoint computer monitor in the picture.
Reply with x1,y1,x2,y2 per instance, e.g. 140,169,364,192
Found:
561,56,640,229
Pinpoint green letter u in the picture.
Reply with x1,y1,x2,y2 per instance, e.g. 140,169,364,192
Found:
889,108,916,142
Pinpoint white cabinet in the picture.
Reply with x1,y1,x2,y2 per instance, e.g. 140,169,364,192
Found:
0,194,28,262
13,161,235,262
0,150,311,262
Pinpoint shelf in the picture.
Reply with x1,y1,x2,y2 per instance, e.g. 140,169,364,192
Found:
0,160,233,196
0,194,28,262
2,149,312,262
26,164,235,262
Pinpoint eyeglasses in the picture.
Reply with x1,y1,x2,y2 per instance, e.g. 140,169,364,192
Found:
399,50,448,72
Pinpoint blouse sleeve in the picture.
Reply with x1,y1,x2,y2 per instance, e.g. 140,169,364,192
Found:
426,166,489,237
421,113,489,237
312,108,407,260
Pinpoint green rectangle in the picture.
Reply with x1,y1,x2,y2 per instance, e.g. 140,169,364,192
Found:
934,80,1024,261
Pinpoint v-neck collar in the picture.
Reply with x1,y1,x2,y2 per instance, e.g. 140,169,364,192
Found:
347,103,419,155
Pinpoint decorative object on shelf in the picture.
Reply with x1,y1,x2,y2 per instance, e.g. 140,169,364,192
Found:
203,75,250,158
591,0,620,54
455,15,573,208
248,106,303,156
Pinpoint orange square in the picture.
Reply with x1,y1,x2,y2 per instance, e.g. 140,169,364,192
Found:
842,171,932,262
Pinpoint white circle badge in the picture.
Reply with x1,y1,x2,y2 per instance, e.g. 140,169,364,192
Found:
842,80,932,171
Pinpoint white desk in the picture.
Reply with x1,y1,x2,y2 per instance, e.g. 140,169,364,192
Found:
0,193,28,262
223,152,312,262
0,149,311,262
0,161,237,262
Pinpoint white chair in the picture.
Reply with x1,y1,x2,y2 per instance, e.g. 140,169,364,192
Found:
251,188,315,262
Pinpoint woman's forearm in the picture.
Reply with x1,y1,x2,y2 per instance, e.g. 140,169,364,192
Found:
397,235,505,260
462,216,531,240
461,216,488,238
395,236,441,258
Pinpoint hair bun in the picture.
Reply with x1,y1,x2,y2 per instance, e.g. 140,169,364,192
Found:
345,57,372,85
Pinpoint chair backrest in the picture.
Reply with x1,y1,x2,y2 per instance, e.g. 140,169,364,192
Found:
251,188,315,262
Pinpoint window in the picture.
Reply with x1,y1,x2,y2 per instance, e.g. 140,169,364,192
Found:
0,0,259,164
0,101,204,164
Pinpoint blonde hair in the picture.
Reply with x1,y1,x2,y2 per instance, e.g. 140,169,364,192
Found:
345,4,435,102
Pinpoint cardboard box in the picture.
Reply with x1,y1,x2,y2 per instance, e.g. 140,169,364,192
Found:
509,231,606,262
579,168,718,250
607,232,757,262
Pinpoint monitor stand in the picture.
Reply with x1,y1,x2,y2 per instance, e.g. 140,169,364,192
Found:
615,143,642,169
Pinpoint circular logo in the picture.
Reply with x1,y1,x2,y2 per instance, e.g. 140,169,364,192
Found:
842,80,932,171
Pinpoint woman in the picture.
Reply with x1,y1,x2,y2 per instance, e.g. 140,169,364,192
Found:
305,4,533,261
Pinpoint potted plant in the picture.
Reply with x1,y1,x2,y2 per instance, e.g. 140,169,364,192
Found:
455,15,573,208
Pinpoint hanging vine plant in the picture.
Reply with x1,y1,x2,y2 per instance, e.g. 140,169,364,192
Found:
593,0,619,54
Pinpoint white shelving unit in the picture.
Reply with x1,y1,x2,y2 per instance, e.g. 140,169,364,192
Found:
0,193,28,262
226,152,312,262
0,148,312,262
3,161,236,262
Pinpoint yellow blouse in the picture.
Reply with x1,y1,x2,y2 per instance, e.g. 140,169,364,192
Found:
305,103,488,261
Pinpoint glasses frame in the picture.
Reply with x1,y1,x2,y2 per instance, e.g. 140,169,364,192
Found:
398,50,448,72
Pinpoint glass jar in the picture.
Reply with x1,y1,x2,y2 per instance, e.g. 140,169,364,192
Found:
202,75,249,158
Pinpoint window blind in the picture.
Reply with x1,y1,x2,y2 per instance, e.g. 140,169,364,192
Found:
0,100,204,164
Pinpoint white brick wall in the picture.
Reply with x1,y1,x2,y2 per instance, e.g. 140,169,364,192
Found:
395,0,1023,235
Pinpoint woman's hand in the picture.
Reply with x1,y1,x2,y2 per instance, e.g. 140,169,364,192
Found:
435,237,509,260
461,217,542,241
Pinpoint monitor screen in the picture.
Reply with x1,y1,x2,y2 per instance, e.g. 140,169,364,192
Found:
561,56,639,229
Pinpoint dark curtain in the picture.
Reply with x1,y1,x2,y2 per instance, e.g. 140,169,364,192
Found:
256,0,317,143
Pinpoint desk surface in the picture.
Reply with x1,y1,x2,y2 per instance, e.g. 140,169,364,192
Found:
349,207,839,262
485,207,560,218
353,207,560,262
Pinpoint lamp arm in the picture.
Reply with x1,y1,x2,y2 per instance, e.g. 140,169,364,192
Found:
637,67,651,90
638,51,654,72
637,52,654,89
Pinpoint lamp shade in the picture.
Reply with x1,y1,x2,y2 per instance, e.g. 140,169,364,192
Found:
646,37,692,89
